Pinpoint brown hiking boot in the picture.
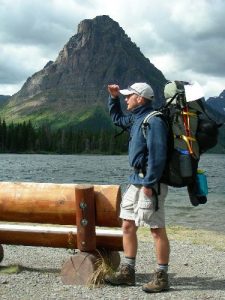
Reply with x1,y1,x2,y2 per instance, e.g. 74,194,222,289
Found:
104,264,135,286
142,269,169,293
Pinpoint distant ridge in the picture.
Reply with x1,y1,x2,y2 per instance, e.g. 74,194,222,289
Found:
0,95,11,103
206,90,225,124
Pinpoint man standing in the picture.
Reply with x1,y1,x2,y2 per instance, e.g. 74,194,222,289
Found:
105,82,170,293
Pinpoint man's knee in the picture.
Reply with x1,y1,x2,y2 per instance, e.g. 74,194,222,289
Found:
122,219,136,234
151,227,168,240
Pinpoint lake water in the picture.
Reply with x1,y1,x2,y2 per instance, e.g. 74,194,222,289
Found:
0,153,224,233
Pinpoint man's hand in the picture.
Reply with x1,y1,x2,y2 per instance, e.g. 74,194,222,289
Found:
108,84,120,98
142,187,153,198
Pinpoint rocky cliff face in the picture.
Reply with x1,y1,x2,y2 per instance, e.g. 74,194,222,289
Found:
206,90,225,124
3,15,166,127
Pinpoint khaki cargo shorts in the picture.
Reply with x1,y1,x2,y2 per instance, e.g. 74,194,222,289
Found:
120,184,168,228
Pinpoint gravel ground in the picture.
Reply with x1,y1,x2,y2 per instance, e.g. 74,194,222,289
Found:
1,238,225,300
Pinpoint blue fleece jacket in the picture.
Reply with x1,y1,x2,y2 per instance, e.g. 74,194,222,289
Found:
108,96,168,188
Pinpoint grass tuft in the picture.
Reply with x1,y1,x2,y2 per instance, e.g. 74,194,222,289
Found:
87,250,118,288
0,264,22,274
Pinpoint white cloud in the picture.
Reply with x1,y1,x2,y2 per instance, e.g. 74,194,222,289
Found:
151,54,180,76
0,83,22,96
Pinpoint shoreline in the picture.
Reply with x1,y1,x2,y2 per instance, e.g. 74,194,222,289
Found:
1,225,225,299
138,225,225,252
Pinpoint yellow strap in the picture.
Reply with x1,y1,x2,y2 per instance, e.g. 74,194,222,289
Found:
174,135,196,142
182,135,196,142
174,135,197,155
181,111,197,117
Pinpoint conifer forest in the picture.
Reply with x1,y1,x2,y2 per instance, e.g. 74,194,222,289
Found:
0,119,128,154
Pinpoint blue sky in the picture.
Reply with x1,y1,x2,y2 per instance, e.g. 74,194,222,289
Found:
0,0,224,98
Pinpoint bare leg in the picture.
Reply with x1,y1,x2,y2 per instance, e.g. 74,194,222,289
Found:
104,219,137,286
122,219,138,257
150,227,170,264
142,227,170,292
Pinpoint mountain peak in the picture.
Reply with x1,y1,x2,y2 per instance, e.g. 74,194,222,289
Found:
3,16,166,127
59,15,127,63
77,15,121,34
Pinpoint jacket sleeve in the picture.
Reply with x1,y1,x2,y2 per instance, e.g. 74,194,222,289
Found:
108,96,133,129
142,116,168,188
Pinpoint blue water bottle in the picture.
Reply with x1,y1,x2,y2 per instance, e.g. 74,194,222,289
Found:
196,169,208,196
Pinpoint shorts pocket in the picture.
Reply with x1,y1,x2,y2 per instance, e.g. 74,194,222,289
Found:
121,185,136,210
135,190,154,226
138,189,154,209
138,198,153,209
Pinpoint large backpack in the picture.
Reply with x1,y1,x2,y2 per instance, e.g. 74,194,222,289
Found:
142,81,219,191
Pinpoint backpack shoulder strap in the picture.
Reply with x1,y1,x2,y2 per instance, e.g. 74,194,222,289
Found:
142,111,163,139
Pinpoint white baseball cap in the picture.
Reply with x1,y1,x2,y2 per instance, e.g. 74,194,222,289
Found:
120,82,154,100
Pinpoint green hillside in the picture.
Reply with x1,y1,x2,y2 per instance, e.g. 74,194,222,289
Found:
0,94,113,131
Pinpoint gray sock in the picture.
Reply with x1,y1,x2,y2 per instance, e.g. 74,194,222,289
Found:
157,264,168,273
123,256,136,269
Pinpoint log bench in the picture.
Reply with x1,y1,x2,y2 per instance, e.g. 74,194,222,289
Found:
0,182,123,285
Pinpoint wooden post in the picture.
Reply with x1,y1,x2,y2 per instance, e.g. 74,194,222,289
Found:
75,185,96,252
61,250,121,285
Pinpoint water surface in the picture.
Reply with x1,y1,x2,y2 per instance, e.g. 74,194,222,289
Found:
0,153,224,232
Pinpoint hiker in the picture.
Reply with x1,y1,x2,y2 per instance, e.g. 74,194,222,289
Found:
105,82,170,293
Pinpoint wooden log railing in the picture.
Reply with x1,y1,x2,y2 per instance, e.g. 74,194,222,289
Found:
0,182,121,227
0,182,123,285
